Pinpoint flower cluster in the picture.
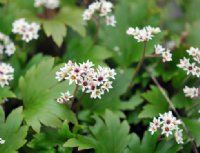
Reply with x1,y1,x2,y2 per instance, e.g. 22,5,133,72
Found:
82,0,117,27
12,18,40,43
0,138,5,144
177,47,200,98
126,26,161,42
34,0,60,9
183,86,198,98
56,60,116,99
0,32,16,56
0,62,14,87
56,91,73,104
149,111,183,144
154,44,172,62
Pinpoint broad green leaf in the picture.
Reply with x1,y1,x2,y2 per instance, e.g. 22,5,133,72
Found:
28,121,73,152
90,110,131,153
124,131,181,153
139,86,169,118
0,87,16,104
58,6,86,37
19,57,77,132
43,20,67,47
0,107,28,153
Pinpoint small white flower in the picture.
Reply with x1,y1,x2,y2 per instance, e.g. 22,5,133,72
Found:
55,60,116,99
106,15,117,27
0,62,14,87
56,91,73,104
34,0,60,9
0,32,16,56
161,49,172,62
0,138,5,144
82,0,116,27
12,18,40,42
154,44,165,54
174,129,183,144
126,26,161,42
149,111,183,144
183,86,198,98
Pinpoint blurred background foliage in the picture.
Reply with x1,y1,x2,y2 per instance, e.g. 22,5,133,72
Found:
0,0,200,153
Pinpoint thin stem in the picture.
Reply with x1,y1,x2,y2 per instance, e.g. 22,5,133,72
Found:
145,54,161,59
93,16,100,45
127,41,147,91
68,84,79,108
146,67,199,153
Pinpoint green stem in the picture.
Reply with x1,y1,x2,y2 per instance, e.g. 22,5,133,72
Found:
127,41,147,91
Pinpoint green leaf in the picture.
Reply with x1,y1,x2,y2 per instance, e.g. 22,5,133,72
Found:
183,118,200,146
90,110,131,153
19,57,77,132
124,131,181,153
139,86,169,118
0,87,16,104
43,20,67,47
63,136,95,151
0,107,28,153
58,6,86,37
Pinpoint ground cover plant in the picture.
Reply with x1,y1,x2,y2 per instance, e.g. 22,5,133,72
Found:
0,0,200,153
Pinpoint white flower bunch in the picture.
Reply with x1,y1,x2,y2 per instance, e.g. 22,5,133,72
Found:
56,60,116,99
149,111,183,144
82,0,117,27
12,18,40,43
0,62,14,87
154,44,172,62
126,26,161,42
183,86,198,98
0,138,5,144
34,0,60,9
57,91,73,104
177,47,200,98
0,32,16,56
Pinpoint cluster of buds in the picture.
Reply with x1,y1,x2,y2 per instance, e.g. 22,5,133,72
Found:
154,44,172,62
0,32,16,56
177,47,200,98
0,62,14,87
82,0,117,27
126,26,161,42
0,138,5,144
149,111,183,144
12,18,40,43
34,0,60,9
56,60,116,99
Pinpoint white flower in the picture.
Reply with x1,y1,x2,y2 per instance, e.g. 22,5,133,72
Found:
183,86,198,98
56,91,73,104
12,18,40,42
0,32,16,56
162,49,172,62
0,62,14,87
55,60,116,99
174,129,183,144
82,0,116,27
100,0,113,16
154,44,165,54
149,111,183,144
34,0,60,9
126,26,161,42
106,15,117,27
0,138,5,144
